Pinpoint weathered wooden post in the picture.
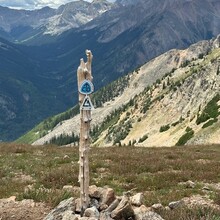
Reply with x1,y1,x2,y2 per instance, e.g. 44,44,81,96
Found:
77,50,94,215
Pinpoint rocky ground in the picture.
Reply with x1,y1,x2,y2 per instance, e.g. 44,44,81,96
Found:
0,197,50,220
1,182,220,220
46,188,220,220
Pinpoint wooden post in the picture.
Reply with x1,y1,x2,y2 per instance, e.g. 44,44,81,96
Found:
77,50,93,215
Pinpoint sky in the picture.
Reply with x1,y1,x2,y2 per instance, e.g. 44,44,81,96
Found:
0,0,115,10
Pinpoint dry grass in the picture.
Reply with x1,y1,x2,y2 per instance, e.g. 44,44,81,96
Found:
158,207,220,220
0,143,220,218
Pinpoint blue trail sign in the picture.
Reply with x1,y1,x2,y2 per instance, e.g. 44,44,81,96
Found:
79,80,94,95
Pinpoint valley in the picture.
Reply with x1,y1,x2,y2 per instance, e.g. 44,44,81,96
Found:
1,0,220,141
21,35,220,147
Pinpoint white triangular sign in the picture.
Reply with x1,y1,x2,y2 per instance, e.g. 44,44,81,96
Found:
80,95,94,111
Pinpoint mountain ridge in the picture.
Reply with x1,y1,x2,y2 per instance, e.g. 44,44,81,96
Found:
18,35,220,146
0,0,114,43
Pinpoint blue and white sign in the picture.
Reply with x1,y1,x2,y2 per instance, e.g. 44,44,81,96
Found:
79,80,94,95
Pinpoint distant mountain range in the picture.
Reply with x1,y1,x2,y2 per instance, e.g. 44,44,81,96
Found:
0,0,220,141
0,0,114,43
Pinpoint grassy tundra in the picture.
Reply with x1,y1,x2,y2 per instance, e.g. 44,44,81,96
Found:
0,143,220,219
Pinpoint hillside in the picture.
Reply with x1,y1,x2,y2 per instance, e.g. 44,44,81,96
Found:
18,35,220,146
0,38,49,140
0,37,71,141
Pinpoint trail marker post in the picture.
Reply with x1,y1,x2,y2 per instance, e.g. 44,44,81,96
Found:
77,50,94,215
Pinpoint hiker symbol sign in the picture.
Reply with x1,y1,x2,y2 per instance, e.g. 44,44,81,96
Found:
80,95,94,111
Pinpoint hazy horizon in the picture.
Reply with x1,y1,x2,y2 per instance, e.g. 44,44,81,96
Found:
0,0,116,10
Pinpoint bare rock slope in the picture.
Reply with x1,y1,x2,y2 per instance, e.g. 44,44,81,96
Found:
33,35,220,146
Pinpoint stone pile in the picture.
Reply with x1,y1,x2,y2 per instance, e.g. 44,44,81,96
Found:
44,185,164,220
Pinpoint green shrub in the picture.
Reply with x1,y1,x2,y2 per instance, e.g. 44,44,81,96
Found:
198,53,204,59
171,121,180,127
196,112,210,125
19,188,73,207
185,126,193,133
176,128,194,146
141,97,151,114
171,68,176,73
92,75,130,108
156,79,161,84
213,190,220,206
174,81,182,87
160,124,170,132
162,82,166,89
172,116,185,127
202,118,218,129
49,133,79,146
196,94,220,125
180,60,190,68
137,117,141,122
138,134,148,143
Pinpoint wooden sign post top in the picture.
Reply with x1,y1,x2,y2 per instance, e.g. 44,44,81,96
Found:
77,50,93,103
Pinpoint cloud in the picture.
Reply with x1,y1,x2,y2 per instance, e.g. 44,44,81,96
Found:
0,0,93,10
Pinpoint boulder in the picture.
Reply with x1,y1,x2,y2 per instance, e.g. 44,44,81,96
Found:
164,206,170,211
168,200,184,209
89,185,102,199
84,206,99,218
131,193,144,206
101,187,116,206
185,180,195,188
213,34,220,48
151,203,163,211
44,197,75,220
20,199,35,208
99,203,108,211
100,212,114,220
63,155,70,160
106,198,120,212
111,195,134,220
61,211,78,220
90,198,100,210
135,211,164,220
75,198,81,213
78,217,97,220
